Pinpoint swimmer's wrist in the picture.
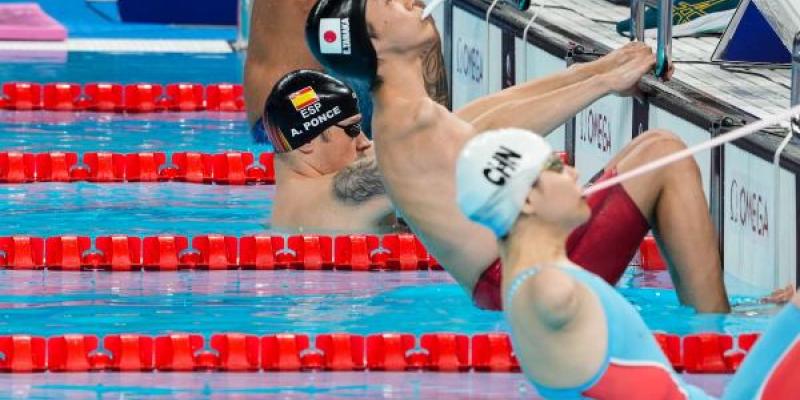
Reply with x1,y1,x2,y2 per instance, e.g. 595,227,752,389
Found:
592,74,614,95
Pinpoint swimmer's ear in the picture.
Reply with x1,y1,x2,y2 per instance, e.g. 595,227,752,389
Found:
297,142,314,155
519,189,538,216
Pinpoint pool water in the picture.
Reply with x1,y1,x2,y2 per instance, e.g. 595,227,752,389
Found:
0,51,775,398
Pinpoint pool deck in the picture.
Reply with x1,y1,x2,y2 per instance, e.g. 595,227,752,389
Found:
530,0,794,122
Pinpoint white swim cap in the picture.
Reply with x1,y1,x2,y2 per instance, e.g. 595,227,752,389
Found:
456,128,552,238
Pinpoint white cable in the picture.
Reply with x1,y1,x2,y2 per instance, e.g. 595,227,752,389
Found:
583,105,800,196
485,0,501,94
772,123,796,289
522,1,546,81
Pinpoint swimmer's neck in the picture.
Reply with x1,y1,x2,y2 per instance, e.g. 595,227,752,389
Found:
374,56,428,105
274,155,332,180
500,219,573,275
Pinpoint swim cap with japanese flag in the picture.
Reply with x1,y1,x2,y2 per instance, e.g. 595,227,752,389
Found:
259,70,360,152
306,0,377,89
456,129,552,238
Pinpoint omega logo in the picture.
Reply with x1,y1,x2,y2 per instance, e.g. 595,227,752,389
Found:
580,109,612,153
455,37,483,84
729,178,769,237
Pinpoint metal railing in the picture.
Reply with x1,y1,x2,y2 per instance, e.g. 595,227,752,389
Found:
630,0,673,78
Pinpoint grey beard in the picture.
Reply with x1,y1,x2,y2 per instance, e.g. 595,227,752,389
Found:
332,157,387,205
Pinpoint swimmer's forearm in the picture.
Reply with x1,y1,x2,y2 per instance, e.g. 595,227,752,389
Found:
469,75,611,134
455,62,597,123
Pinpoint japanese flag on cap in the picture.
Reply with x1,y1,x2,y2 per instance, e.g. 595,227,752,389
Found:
456,128,552,238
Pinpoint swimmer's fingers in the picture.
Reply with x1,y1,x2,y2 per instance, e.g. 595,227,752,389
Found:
603,53,655,96
761,284,796,305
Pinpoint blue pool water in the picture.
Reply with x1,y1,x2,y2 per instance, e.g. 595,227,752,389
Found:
0,50,774,398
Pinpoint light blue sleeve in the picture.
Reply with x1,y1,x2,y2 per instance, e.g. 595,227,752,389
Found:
723,303,800,400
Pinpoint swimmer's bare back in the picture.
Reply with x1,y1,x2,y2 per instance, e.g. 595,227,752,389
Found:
245,0,323,124
372,81,499,290
272,173,397,234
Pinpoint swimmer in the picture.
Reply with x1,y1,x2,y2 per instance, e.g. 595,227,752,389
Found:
306,0,730,312
244,0,448,133
254,70,395,233
455,128,800,399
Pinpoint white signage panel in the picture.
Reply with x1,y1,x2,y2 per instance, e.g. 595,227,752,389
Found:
724,144,797,291
649,107,712,204
574,95,634,186
513,40,567,151
451,6,502,109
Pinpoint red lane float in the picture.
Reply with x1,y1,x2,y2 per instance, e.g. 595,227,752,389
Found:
0,332,765,374
0,151,272,186
334,235,382,271
192,235,238,270
421,333,470,372
124,84,164,113
143,236,190,270
472,333,519,372
0,233,673,274
45,236,91,270
366,333,417,371
0,336,46,372
165,83,205,111
206,84,244,112
212,333,260,371
105,335,155,371
154,334,205,371
35,152,78,182
126,153,166,182
683,333,735,373
0,236,44,270
94,236,142,271
2,82,41,110
84,83,124,112
43,83,82,111
317,334,365,371
0,152,35,183
239,235,285,270
286,235,334,270
47,335,100,372
654,333,683,371
261,334,311,371
639,235,667,271
84,152,125,182
172,152,214,183
2,82,247,113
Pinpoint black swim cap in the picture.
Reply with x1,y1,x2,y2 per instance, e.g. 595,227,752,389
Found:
306,0,377,90
260,70,360,153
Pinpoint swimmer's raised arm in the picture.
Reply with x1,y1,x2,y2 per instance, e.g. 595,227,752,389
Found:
244,0,322,124
470,75,611,134
468,51,655,134
455,42,654,125
421,31,450,107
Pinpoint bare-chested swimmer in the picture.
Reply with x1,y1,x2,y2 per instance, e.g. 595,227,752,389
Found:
253,69,396,233
305,0,730,313
244,0,448,134
455,128,800,399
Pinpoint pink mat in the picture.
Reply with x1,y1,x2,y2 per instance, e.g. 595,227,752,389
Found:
0,3,66,41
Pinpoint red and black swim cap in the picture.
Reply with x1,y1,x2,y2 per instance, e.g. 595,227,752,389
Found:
257,70,360,153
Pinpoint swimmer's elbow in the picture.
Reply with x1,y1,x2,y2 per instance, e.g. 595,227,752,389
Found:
520,268,581,330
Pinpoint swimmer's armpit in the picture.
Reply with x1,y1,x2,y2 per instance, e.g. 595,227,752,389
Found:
333,157,387,205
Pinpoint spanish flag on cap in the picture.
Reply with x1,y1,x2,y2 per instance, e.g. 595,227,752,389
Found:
289,86,320,111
